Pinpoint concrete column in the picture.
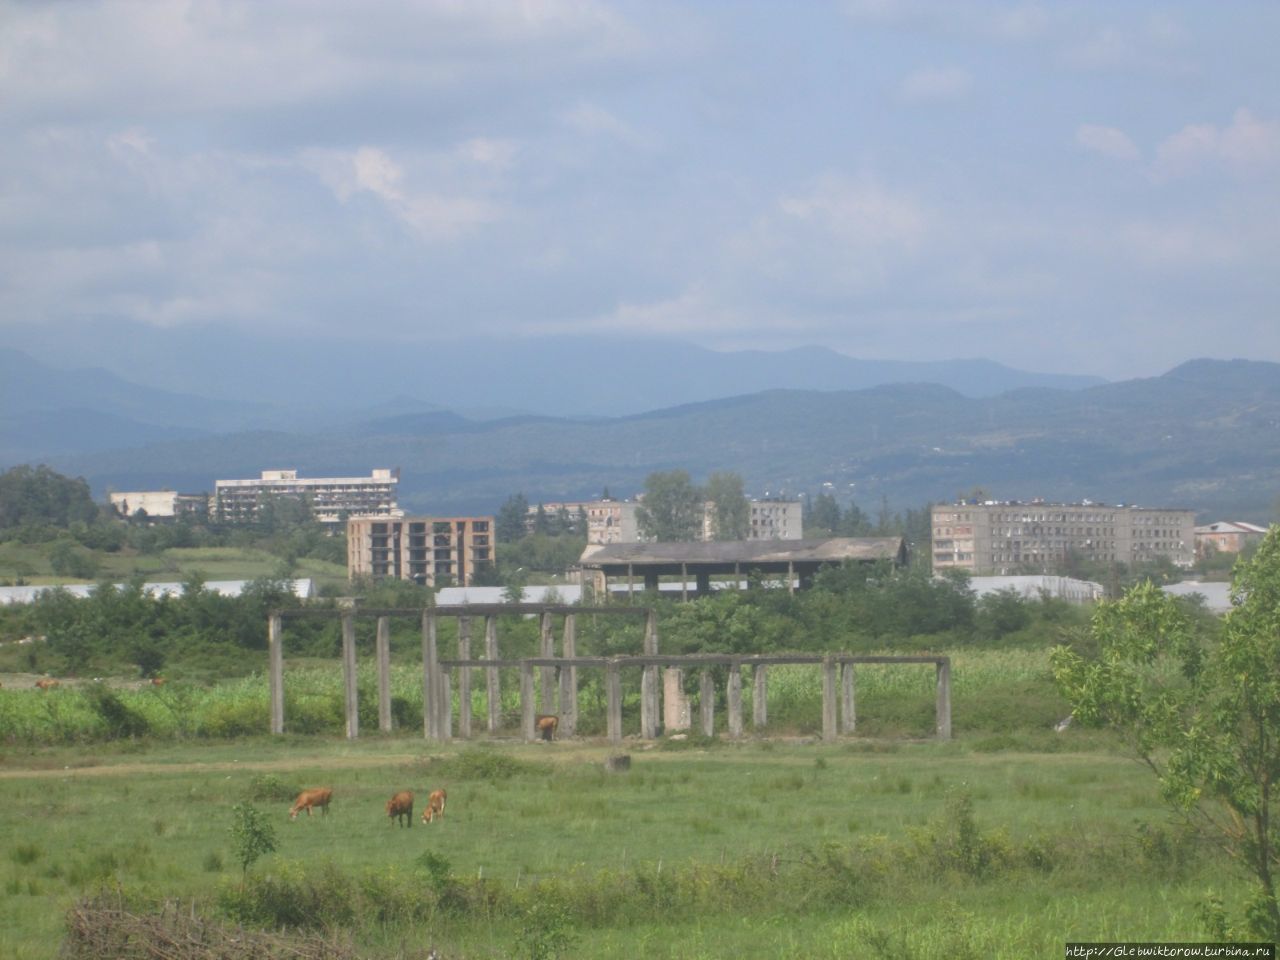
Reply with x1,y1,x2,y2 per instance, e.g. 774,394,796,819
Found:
821,656,837,742
539,611,556,713
936,659,952,740
376,616,392,733
457,617,472,739
752,664,768,730
641,609,659,738
342,614,359,740
606,660,622,744
727,664,743,738
422,611,440,740
520,661,535,742
841,662,857,735
268,614,284,735
699,670,715,737
441,667,452,740
788,561,795,596
628,563,634,599
663,668,691,731
485,615,500,734
560,614,577,737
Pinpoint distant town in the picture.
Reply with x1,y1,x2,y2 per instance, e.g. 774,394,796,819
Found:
100,466,1269,597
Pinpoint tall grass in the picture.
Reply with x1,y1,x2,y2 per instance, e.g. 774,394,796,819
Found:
0,649,1070,745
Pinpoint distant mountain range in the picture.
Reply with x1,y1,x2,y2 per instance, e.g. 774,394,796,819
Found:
2,319,1103,420
6,344,1277,522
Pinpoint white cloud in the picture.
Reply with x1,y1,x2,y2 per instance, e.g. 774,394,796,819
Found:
1153,109,1280,181
560,102,652,148
1075,124,1140,162
899,67,972,103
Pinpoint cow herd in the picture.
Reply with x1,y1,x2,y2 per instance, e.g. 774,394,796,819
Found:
289,786,449,828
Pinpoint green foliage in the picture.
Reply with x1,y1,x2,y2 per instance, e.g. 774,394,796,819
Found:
426,747,549,781
228,803,278,877
82,682,151,739
0,465,100,536
517,899,578,960
1053,528,1280,939
705,472,749,540
636,470,704,542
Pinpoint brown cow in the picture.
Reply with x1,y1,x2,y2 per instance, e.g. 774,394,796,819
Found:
289,787,333,821
34,678,60,690
150,677,166,687
421,788,447,824
386,790,414,827
536,714,558,741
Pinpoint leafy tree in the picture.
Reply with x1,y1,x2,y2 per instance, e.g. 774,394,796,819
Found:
636,471,704,542
0,465,100,535
838,501,873,537
1052,528,1280,939
49,537,100,579
229,803,278,881
496,494,529,543
807,492,841,536
705,472,749,541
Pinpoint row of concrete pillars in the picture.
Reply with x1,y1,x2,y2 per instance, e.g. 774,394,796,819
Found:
268,610,952,742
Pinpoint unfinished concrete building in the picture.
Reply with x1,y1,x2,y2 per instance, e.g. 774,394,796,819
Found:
347,515,495,587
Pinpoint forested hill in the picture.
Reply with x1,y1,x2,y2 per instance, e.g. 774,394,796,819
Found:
28,359,1280,520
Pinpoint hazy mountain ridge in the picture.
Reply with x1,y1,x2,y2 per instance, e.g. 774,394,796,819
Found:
14,358,1277,522
3,321,1105,419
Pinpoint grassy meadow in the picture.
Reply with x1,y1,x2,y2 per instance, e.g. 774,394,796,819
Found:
0,647,1257,960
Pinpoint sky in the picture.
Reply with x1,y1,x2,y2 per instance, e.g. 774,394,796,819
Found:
2,0,1277,381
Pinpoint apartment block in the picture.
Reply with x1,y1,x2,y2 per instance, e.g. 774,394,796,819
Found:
347,515,494,587
1195,520,1269,556
748,499,803,540
932,500,1196,575
214,468,398,526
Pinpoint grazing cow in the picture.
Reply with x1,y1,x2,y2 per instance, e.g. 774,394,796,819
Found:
536,714,558,741
34,678,60,690
150,677,166,687
421,788,447,824
289,787,333,821
386,790,414,827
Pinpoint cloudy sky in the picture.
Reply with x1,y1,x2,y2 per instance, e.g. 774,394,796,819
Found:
2,0,1277,380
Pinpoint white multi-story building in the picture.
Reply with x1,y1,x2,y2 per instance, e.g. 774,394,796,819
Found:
215,468,399,526
932,500,1196,574
109,490,208,521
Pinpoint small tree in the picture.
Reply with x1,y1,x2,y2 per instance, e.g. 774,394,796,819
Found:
229,803,277,884
1052,526,1280,939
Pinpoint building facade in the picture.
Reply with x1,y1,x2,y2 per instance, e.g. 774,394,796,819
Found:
932,500,1196,575
536,497,802,545
215,469,399,526
109,490,208,521
1195,521,1269,556
347,515,494,587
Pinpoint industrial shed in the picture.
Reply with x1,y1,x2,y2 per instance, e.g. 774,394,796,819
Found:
578,537,907,598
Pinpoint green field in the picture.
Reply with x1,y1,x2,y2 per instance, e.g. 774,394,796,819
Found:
0,730,1252,959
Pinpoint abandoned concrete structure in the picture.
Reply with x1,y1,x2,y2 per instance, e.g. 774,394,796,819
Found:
577,536,907,597
347,515,495,587
932,500,1196,575
215,468,399,526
